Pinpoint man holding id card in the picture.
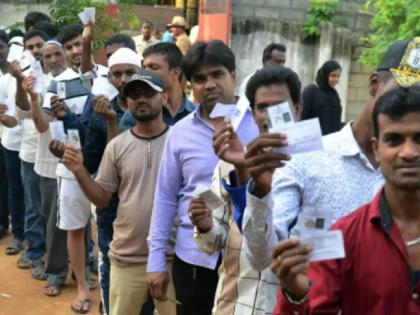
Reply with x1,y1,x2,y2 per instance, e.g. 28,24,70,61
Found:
271,84,420,315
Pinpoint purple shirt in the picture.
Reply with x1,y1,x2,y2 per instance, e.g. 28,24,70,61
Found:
147,106,259,272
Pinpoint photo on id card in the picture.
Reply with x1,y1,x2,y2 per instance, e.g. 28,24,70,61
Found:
266,101,294,131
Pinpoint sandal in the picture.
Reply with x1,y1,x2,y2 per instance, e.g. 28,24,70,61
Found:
6,238,24,255
44,283,62,297
17,251,31,269
70,299,91,314
71,272,98,290
31,259,46,280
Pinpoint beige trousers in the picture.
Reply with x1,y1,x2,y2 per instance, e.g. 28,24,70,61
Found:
110,260,176,315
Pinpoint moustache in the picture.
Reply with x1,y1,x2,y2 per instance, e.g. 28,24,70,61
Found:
393,161,420,170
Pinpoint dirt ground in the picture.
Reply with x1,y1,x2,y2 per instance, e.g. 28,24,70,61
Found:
0,234,101,315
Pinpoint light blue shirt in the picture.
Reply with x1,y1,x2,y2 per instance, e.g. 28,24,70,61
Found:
147,106,259,272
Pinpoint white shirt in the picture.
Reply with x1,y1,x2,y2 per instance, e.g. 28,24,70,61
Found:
0,73,22,151
242,123,384,270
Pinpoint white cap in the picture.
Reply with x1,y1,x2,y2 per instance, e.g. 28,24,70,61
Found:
108,47,141,69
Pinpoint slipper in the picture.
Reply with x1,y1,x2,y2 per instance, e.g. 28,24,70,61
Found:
70,299,91,314
17,251,31,269
6,238,24,255
44,283,62,297
71,272,98,291
31,259,46,280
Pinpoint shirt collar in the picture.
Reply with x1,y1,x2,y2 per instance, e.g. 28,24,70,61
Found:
369,188,392,234
333,122,361,157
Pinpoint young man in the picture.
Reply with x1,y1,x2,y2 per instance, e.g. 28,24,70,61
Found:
0,36,25,256
56,46,142,315
25,24,98,312
0,30,8,75
24,11,51,32
189,66,302,314
10,30,49,276
119,42,195,130
238,42,287,98
63,70,176,315
132,21,160,57
240,39,420,272
147,40,259,315
20,40,69,297
169,16,191,55
271,84,420,314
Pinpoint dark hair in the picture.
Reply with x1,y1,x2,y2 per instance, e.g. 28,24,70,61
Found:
246,65,302,109
57,24,83,45
183,40,235,81
316,60,341,90
34,21,59,39
23,30,49,45
143,42,183,70
262,43,286,64
143,20,153,28
0,30,8,45
24,11,51,31
372,85,420,137
8,29,24,40
105,34,136,52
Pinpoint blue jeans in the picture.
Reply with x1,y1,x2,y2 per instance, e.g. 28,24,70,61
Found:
97,200,117,315
3,148,25,240
21,161,45,260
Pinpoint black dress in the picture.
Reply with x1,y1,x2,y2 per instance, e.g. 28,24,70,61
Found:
301,84,342,135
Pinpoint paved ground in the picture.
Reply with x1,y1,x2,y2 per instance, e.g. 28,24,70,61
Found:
0,233,101,315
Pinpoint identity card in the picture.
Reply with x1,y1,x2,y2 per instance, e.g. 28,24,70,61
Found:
49,121,66,142
194,184,225,210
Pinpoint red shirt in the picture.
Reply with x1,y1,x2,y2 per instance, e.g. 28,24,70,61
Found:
274,189,420,315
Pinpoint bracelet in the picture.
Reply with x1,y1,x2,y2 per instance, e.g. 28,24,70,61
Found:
282,287,308,305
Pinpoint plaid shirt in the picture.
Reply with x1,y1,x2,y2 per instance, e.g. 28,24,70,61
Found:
194,162,279,315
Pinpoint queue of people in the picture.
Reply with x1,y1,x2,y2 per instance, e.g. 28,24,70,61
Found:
0,9,419,315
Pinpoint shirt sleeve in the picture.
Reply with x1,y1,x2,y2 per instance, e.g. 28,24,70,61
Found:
147,129,183,272
118,110,136,132
94,141,119,194
242,160,304,271
221,173,247,232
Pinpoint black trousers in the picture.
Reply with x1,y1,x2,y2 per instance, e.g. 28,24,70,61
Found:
172,254,220,315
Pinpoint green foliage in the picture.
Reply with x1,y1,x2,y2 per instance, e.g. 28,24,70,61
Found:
359,0,420,66
48,0,140,52
118,0,156,4
302,0,340,39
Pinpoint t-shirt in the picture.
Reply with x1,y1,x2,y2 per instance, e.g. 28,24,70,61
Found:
95,128,169,265
175,32,192,55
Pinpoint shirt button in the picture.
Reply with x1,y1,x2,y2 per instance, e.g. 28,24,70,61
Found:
412,293,419,300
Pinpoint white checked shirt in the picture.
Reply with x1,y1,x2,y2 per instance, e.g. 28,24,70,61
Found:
242,123,385,270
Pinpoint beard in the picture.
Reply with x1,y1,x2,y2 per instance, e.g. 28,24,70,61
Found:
50,64,66,76
130,104,161,122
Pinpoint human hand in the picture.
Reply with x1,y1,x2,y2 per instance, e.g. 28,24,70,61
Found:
188,197,213,233
213,120,245,166
147,272,169,301
82,22,95,43
270,238,312,299
48,139,66,159
93,95,116,121
21,75,38,100
9,60,24,81
51,95,69,118
62,144,85,173
244,133,290,198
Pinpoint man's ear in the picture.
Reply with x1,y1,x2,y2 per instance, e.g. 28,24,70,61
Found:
293,102,303,121
172,66,182,81
230,70,236,82
161,91,169,105
371,136,381,164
